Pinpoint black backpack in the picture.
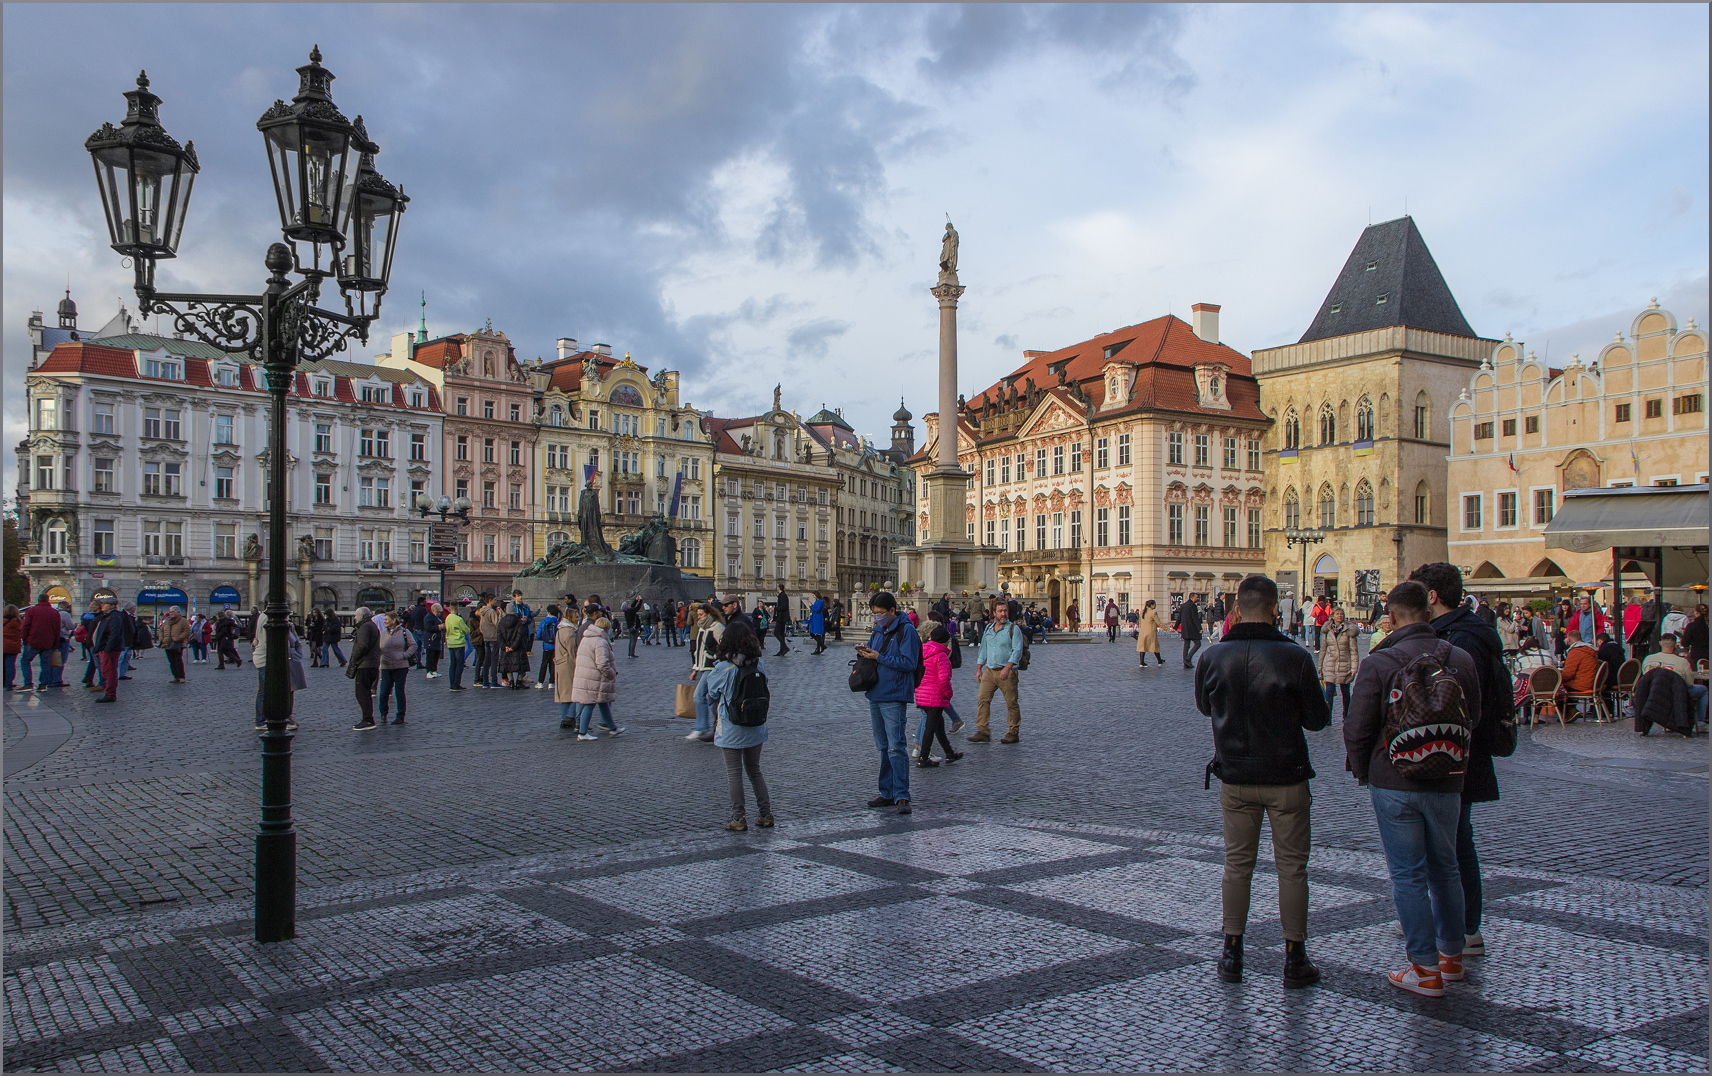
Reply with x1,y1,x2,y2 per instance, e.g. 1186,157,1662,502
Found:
948,633,962,669
729,658,770,726
130,614,154,650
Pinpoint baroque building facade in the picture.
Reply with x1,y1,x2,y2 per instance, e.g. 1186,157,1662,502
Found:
708,390,840,611
376,322,542,599
912,308,1269,621
1446,299,1708,597
534,339,713,578
17,299,443,618
804,404,917,596
1254,216,1497,610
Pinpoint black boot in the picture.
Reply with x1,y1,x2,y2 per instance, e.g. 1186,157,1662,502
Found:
1282,939,1320,988
1217,934,1243,983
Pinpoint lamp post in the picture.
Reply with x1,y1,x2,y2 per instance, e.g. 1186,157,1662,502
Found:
416,493,473,606
88,50,408,944
1283,526,1327,619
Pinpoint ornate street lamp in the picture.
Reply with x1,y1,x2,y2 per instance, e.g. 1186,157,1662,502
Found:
87,49,408,944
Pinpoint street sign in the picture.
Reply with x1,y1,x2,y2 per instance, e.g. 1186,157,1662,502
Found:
428,522,460,545
428,549,458,570
428,520,460,570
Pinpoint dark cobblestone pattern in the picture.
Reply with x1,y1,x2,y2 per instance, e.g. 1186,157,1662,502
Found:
8,635,1706,934
4,812,1706,1072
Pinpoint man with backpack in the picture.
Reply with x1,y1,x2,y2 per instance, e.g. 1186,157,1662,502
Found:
623,597,642,658
970,598,1025,744
1410,561,1513,963
534,604,561,689
1194,574,1330,990
1345,580,1483,998
856,591,920,814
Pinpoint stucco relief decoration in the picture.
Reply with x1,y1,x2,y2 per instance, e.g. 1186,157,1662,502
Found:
1032,493,1049,511
1244,487,1266,507
1068,489,1085,510
965,504,976,523
1049,491,1066,511
1163,483,1186,505
1561,450,1600,490
1192,484,1214,505
1115,483,1134,506
984,502,998,520
1093,486,1112,508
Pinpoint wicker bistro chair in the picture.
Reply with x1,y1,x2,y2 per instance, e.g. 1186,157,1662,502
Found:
1527,666,1564,728
1565,662,1611,724
1612,658,1643,720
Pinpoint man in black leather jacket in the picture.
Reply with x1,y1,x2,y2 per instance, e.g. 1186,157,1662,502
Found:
1178,595,1205,668
1195,574,1331,989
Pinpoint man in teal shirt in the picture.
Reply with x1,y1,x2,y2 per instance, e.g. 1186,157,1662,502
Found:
971,600,1024,744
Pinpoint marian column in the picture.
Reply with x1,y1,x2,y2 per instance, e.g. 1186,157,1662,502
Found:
898,221,997,611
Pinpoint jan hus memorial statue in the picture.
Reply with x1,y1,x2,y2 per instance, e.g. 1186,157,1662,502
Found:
512,477,712,604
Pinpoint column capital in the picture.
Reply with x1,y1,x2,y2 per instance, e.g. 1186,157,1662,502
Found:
931,282,966,304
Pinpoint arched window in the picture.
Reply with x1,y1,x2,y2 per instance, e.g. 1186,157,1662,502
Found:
1355,480,1375,526
680,538,701,568
1318,484,1336,529
549,405,565,427
1283,487,1300,530
1356,397,1374,441
1319,404,1336,446
1412,391,1431,439
1413,481,1430,525
1283,409,1300,450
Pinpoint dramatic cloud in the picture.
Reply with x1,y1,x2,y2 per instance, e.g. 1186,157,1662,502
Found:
4,4,1707,491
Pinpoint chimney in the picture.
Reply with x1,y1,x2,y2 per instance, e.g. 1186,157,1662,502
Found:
556,338,577,362
592,343,611,357
1191,303,1220,345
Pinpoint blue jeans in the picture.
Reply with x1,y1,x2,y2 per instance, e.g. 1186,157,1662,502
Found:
578,702,615,735
1324,682,1351,720
409,629,426,666
4,652,15,691
118,650,131,679
560,701,578,724
695,690,713,734
447,643,467,688
188,642,207,661
1691,684,1708,725
869,700,911,802
322,641,347,666
1371,786,1466,967
378,668,408,719
18,645,48,688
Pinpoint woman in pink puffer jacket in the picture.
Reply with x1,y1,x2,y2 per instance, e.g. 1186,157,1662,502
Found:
913,625,963,768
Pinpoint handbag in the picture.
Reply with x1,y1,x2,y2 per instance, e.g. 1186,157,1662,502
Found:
675,683,696,719
48,648,64,667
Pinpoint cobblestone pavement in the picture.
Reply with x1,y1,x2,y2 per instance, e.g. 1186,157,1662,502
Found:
5,632,1708,1071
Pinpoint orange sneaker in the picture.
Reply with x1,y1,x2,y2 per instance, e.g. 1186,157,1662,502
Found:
1438,953,1465,982
1388,963,1445,997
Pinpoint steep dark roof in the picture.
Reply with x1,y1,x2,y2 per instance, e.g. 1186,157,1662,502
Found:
1298,216,1476,343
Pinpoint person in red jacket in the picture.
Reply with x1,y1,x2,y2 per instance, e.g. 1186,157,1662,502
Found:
17,593,63,692
3,604,21,691
913,623,963,769
1565,595,1609,648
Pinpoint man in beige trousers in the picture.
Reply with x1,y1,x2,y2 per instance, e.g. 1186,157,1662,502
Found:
1194,574,1332,990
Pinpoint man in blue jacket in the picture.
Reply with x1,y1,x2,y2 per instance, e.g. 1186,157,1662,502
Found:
857,591,920,815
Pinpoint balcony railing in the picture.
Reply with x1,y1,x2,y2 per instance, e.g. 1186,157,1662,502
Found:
24,553,69,568
360,560,396,571
999,544,1082,566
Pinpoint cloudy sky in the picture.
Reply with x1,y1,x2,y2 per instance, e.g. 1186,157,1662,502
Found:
5,3,1706,489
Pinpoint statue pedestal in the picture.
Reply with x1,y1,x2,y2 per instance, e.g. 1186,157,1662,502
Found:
896,467,999,618
511,563,713,609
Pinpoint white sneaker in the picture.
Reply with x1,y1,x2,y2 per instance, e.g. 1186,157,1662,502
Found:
576,733,597,741
1391,921,1405,937
685,730,705,741
534,682,544,689
604,727,626,737
1464,932,1485,956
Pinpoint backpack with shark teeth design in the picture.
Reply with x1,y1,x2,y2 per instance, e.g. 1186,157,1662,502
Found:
1382,640,1472,781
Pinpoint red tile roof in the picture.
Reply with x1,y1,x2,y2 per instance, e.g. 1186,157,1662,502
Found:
541,352,641,393
34,342,138,378
704,416,756,455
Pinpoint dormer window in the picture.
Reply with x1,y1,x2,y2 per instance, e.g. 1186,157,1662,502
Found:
360,384,388,403
410,390,425,408
1329,302,1342,314
213,366,239,387
1375,294,1389,305
1365,260,1378,271
144,357,183,380
314,379,333,397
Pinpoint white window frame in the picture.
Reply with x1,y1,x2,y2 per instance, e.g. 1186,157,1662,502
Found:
1530,486,1556,528
1494,487,1519,530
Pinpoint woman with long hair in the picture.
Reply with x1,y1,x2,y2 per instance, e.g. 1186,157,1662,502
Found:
687,602,726,742
1135,599,1164,667
695,620,772,831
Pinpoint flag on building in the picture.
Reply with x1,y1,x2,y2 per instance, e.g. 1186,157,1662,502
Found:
668,470,684,519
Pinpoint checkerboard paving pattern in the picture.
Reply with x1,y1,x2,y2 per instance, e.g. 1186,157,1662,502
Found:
5,814,1706,1072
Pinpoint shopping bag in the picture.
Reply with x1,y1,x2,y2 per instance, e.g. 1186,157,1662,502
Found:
675,683,696,719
